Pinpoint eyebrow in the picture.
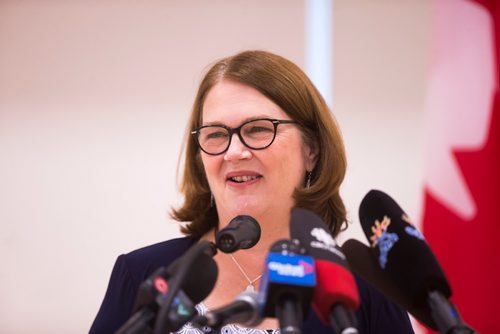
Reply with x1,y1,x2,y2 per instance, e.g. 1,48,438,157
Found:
202,115,273,127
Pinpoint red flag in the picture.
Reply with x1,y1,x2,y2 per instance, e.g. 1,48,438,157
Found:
422,0,500,333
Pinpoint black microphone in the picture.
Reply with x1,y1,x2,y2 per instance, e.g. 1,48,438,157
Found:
289,208,359,334
191,290,262,329
259,239,316,334
151,241,218,334
116,243,218,334
342,238,436,328
216,215,261,253
352,189,476,334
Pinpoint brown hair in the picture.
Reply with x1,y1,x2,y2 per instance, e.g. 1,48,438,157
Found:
171,50,347,238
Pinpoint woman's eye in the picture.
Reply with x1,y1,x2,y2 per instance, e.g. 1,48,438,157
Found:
206,131,228,139
247,126,273,134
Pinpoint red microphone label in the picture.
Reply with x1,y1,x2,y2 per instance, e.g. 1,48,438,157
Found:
154,277,169,294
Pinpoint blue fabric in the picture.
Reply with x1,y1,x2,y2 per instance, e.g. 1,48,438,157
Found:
89,237,414,334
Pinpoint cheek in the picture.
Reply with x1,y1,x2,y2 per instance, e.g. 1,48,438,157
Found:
272,151,306,188
271,161,304,200
200,155,218,184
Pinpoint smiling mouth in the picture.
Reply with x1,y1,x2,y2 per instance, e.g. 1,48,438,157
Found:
228,175,261,183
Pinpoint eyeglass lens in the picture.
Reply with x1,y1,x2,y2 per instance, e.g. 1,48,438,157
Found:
197,119,277,154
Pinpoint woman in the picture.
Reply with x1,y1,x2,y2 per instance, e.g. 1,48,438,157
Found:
90,50,414,333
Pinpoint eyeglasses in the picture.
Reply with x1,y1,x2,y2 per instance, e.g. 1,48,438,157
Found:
191,118,297,155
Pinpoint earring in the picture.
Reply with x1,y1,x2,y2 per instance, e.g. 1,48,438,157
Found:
210,193,214,207
306,171,312,189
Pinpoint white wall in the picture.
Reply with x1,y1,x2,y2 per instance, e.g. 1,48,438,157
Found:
0,1,430,332
334,0,431,243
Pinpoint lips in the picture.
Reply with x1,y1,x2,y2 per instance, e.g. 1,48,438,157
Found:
229,175,260,183
226,171,262,184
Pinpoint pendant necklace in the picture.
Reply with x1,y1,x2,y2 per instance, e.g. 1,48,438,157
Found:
229,253,263,292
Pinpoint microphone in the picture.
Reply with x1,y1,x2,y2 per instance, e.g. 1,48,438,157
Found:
259,239,316,334
289,208,360,334
216,215,261,253
144,240,218,334
191,291,262,329
341,238,439,329
116,244,218,334
352,189,476,334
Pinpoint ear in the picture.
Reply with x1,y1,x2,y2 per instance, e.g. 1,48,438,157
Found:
304,138,319,172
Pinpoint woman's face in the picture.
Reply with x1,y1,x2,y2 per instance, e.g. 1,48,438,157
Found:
200,80,317,226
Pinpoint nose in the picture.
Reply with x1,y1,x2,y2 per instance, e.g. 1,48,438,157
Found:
224,133,252,161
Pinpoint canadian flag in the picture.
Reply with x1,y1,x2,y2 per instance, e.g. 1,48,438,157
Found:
422,0,499,333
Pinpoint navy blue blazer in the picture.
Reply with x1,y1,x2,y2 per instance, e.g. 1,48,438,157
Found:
90,237,414,333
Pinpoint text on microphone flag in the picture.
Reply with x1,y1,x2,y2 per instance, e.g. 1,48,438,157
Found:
266,253,316,285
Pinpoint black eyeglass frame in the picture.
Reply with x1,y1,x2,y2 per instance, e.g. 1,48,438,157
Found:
191,118,298,156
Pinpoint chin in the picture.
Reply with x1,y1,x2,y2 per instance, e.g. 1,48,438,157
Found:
227,197,264,217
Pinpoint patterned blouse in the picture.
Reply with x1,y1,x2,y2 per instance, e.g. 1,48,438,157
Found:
174,302,279,334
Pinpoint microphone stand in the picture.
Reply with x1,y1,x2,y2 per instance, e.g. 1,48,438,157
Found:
329,304,358,334
276,296,303,334
428,291,478,334
115,309,155,334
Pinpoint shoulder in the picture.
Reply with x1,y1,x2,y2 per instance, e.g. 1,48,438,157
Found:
120,236,198,285
89,237,197,334
126,236,197,259
123,237,197,268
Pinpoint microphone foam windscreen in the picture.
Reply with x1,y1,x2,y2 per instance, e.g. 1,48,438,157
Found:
289,208,360,323
168,252,218,303
342,239,438,330
359,190,451,308
289,208,348,265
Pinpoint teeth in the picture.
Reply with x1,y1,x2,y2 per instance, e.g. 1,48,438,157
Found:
231,175,259,183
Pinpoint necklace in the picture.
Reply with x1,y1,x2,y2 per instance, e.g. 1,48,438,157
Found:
229,254,263,292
